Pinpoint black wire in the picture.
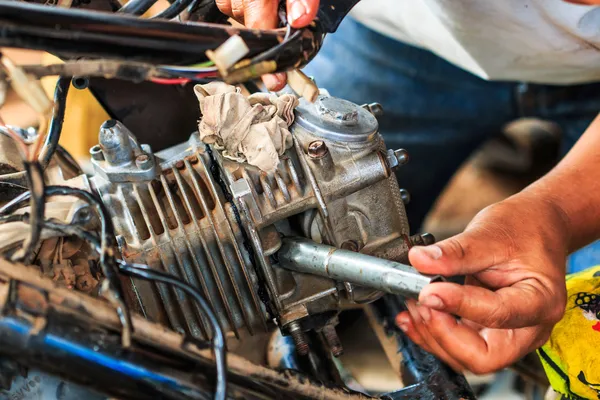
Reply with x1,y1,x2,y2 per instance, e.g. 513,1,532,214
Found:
152,0,194,19
0,214,100,251
0,185,132,346
1,212,227,400
39,77,70,168
0,185,114,236
118,262,227,400
12,161,45,265
54,145,84,178
118,0,158,15
22,61,218,82
248,29,302,66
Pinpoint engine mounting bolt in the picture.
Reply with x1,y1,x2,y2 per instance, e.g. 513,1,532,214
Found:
189,155,199,164
288,322,309,356
135,153,152,170
322,324,344,357
341,240,359,252
307,140,328,159
399,188,411,205
175,160,185,170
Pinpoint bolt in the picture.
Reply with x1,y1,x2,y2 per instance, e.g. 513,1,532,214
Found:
288,322,309,356
189,155,199,164
90,145,104,161
341,240,359,252
175,160,185,170
409,233,436,247
420,233,435,246
362,102,384,118
394,149,409,165
399,188,411,205
386,149,409,171
322,324,344,357
307,140,328,159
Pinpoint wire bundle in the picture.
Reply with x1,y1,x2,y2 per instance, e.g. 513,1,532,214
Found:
0,66,227,399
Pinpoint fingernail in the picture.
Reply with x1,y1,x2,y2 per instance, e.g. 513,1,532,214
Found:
419,295,444,310
288,0,307,24
417,305,431,322
416,245,442,260
262,74,282,91
397,322,408,332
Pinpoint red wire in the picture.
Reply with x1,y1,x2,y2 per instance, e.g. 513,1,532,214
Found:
150,77,191,85
150,72,219,85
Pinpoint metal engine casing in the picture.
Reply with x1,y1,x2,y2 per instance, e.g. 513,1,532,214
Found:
89,92,413,339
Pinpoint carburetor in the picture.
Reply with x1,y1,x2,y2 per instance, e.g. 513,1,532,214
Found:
87,91,432,352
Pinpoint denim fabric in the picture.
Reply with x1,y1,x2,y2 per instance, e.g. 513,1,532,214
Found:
303,17,600,233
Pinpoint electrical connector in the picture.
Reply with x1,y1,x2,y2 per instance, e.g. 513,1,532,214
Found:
206,35,250,74
286,69,318,103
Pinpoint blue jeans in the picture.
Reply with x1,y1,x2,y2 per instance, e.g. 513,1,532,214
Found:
303,17,600,234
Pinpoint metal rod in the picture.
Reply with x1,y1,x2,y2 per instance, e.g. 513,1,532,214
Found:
277,238,442,297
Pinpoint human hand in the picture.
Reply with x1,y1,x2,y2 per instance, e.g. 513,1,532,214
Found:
216,0,320,90
396,192,570,374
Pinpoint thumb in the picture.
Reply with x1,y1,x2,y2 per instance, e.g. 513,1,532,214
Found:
409,229,509,276
287,0,320,28
244,0,279,29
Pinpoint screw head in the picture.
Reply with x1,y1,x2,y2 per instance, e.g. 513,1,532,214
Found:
307,140,328,159
135,153,152,169
175,160,185,170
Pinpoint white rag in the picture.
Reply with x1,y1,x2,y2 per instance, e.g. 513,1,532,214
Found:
194,82,298,173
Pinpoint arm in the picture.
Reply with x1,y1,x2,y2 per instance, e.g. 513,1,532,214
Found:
397,114,600,374
534,114,600,252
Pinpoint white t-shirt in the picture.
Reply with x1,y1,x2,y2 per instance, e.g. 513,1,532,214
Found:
350,0,600,84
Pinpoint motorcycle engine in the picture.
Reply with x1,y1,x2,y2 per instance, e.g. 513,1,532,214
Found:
69,91,425,353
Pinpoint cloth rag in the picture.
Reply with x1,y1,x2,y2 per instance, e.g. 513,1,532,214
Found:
539,266,600,400
194,82,298,173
